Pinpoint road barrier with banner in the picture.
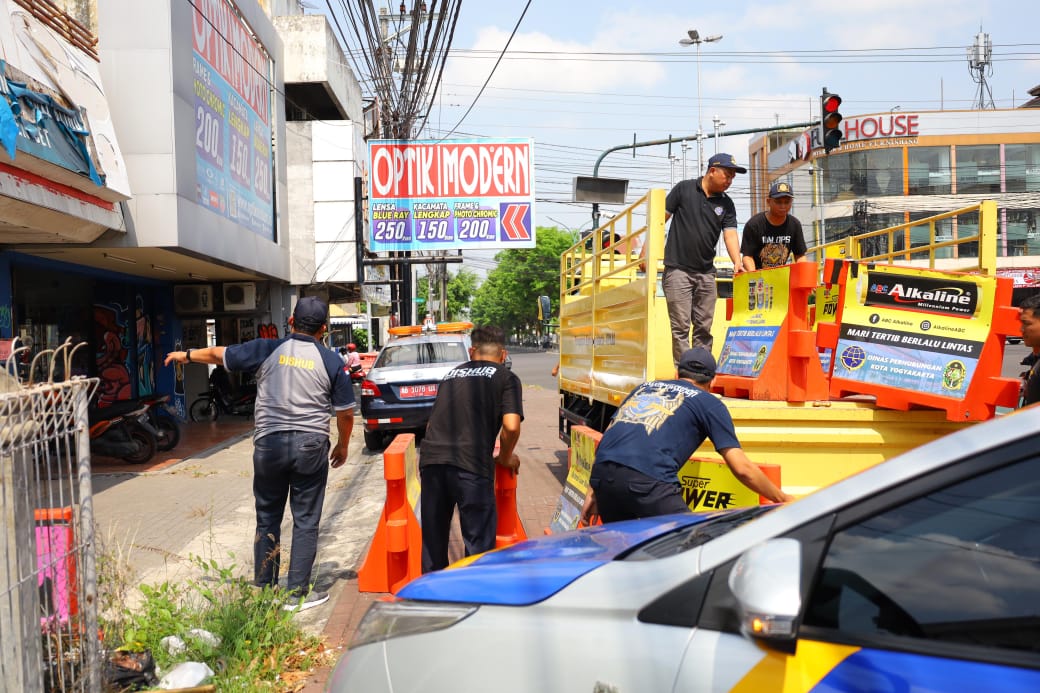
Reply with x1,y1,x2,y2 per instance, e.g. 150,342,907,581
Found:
817,259,1021,421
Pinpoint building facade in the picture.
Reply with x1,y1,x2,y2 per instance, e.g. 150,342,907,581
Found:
0,0,366,417
750,107,1040,292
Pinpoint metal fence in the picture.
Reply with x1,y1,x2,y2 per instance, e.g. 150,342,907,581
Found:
0,340,101,692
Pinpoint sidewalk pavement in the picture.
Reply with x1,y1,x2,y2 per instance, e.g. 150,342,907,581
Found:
90,384,567,690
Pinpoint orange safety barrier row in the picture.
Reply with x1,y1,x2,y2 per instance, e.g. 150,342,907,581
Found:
358,435,528,594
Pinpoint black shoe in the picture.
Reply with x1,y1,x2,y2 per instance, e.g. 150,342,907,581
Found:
281,590,329,612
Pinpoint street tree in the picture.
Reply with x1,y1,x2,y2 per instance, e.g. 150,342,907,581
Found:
470,226,576,337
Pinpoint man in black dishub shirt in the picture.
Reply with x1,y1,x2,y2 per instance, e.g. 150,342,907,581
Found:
419,325,523,572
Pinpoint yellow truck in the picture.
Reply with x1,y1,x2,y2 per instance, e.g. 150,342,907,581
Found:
557,191,1019,494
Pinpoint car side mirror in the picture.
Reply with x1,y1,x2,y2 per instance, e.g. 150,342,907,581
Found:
729,538,801,653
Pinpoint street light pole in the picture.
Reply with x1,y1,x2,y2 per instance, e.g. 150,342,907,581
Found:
712,114,726,155
679,30,722,175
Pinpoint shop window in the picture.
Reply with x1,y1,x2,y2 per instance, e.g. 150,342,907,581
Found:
908,146,951,195
956,145,1001,194
1005,144,1040,193
865,148,904,196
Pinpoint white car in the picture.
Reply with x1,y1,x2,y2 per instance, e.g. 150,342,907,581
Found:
328,405,1040,693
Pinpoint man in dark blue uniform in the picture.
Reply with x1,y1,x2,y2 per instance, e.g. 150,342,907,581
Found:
165,296,354,610
419,325,523,572
582,347,791,523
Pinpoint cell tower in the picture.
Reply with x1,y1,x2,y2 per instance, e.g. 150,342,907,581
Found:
967,30,995,110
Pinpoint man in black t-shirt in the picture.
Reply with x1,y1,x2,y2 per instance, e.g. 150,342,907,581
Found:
419,325,524,572
1018,294,1040,407
740,181,808,271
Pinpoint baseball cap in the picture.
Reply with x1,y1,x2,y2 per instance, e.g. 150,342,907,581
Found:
678,347,717,378
707,153,747,174
293,296,328,331
769,181,794,198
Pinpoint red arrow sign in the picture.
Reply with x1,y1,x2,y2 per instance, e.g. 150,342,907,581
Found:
501,203,531,241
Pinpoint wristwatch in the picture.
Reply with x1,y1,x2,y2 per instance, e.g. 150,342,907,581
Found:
186,348,193,363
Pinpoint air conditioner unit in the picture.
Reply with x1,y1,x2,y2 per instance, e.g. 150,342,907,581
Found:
223,282,257,311
173,285,215,314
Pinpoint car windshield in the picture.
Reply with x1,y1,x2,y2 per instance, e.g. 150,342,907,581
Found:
622,505,776,561
376,341,468,368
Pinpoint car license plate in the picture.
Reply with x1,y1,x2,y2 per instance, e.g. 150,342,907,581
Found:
399,384,437,398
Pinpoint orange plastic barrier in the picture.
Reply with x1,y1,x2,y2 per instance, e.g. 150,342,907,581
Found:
357,434,423,594
713,262,829,402
494,464,527,548
817,259,1021,421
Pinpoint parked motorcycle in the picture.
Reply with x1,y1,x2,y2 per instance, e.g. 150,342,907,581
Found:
189,379,256,422
137,393,181,451
88,402,158,464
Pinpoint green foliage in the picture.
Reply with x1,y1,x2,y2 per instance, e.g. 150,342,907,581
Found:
351,328,369,351
469,226,576,334
417,267,480,320
106,555,331,692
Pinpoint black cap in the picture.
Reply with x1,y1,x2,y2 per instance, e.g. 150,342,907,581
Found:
707,153,748,174
293,296,328,331
678,347,716,378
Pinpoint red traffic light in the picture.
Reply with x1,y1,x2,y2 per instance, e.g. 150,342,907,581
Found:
819,89,843,154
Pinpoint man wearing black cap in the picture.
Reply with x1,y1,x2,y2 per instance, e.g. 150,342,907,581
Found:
582,347,792,523
164,295,355,611
740,180,808,271
663,153,747,363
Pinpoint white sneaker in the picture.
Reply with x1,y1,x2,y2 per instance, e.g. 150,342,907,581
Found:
281,590,329,612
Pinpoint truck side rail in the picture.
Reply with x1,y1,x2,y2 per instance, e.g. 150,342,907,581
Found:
806,200,998,276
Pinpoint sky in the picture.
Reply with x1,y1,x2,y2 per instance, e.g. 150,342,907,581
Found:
325,0,1040,274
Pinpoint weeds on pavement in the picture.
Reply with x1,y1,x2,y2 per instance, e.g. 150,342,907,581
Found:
99,547,333,692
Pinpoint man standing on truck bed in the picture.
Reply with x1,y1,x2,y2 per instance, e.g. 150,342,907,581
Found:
740,181,808,271
581,347,793,523
663,153,747,363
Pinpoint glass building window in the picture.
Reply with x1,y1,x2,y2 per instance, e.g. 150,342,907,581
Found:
1004,144,1040,193
1007,209,1038,257
864,148,904,196
908,146,951,195
956,145,1001,194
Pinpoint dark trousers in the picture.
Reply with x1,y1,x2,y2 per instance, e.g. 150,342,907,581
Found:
252,430,330,594
663,267,718,362
420,464,496,573
589,460,690,523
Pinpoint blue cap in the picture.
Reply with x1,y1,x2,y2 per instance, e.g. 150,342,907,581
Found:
293,296,328,331
769,181,794,198
707,153,747,174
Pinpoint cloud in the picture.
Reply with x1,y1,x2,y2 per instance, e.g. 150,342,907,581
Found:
443,25,667,96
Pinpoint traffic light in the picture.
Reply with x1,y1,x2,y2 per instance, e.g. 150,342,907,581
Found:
820,89,843,154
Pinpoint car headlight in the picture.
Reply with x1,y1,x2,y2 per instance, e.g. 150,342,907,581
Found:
349,600,478,649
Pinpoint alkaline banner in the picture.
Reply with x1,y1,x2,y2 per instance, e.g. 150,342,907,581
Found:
834,267,993,399
368,138,536,251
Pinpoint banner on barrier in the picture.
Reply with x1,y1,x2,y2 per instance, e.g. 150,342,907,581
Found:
718,270,791,377
549,428,597,534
